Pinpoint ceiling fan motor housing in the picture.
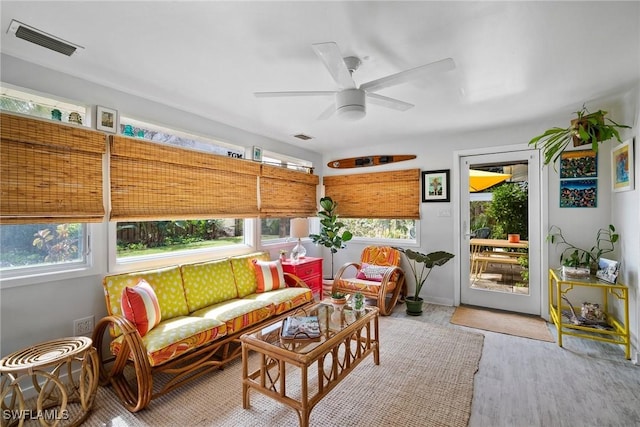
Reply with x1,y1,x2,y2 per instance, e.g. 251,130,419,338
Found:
336,89,366,120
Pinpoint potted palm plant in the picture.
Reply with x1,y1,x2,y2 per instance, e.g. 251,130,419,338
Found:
309,196,353,279
529,106,631,165
396,248,455,316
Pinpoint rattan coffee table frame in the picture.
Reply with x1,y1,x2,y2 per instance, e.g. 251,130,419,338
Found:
240,303,379,427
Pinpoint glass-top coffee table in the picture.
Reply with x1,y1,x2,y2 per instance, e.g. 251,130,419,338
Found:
240,302,379,427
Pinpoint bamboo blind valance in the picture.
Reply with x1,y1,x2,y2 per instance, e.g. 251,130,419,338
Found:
259,164,319,218
110,136,261,221
0,112,106,224
323,168,420,219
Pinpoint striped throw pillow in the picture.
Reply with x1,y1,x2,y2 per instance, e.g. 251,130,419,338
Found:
121,279,162,336
252,259,286,293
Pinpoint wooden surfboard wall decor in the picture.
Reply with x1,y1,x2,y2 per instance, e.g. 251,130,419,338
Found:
327,154,416,169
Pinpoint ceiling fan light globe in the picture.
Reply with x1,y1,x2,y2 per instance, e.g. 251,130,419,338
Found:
336,88,366,121
338,105,366,121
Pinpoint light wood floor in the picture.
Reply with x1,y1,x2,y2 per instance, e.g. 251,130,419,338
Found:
390,303,640,427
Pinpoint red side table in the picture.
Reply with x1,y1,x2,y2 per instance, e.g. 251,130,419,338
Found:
282,257,323,300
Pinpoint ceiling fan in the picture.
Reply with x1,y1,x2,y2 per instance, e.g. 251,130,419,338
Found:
254,42,455,121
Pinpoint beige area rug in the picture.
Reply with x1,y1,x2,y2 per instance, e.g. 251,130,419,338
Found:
82,317,484,427
450,305,554,342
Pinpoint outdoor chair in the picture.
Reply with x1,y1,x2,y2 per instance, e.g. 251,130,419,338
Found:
332,246,406,316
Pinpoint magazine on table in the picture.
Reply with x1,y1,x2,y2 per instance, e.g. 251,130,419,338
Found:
280,315,321,341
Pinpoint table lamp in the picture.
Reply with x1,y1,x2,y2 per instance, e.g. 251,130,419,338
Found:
290,218,309,262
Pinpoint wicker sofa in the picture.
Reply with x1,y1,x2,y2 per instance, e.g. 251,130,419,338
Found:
92,251,314,412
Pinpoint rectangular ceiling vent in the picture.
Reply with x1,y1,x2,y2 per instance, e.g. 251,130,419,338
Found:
293,133,313,141
8,20,83,56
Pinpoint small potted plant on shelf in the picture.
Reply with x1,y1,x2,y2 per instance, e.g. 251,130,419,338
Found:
395,248,455,316
547,224,619,277
528,106,631,166
330,291,347,310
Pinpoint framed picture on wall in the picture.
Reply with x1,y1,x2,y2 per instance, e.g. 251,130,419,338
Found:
611,138,634,192
96,106,117,133
252,146,263,162
559,179,597,208
560,149,597,178
422,169,450,202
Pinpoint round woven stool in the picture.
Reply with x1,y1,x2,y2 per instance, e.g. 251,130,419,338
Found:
0,337,99,427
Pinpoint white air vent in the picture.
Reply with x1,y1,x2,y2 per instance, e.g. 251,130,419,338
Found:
293,134,313,141
8,20,83,56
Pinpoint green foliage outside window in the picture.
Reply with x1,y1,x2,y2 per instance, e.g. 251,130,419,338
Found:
486,183,528,239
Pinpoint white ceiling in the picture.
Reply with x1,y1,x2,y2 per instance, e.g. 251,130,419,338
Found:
1,1,639,155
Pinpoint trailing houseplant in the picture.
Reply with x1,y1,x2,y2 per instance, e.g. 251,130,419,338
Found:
547,224,619,275
309,196,353,279
395,248,455,316
529,106,631,165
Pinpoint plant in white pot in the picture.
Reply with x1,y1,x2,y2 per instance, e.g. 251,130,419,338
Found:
396,248,455,316
547,224,619,277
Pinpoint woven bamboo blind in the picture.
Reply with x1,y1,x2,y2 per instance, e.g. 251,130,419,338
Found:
323,168,420,219
0,112,106,224
260,164,319,218
110,136,260,221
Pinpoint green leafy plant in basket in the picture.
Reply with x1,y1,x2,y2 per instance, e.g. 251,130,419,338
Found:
529,106,631,166
309,197,353,279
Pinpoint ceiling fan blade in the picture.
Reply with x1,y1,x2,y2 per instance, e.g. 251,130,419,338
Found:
361,58,455,93
254,91,335,98
311,42,356,90
317,103,335,120
367,93,414,111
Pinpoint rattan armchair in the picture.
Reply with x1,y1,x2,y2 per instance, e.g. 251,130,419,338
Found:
332,246,406,316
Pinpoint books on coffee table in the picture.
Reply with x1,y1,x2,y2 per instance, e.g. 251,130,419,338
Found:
280,315,321,342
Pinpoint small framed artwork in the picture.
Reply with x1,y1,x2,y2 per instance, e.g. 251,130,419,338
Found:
252,146,263,162
560,149,597,178
611,138,634,192
422,169,450,202
559,179,597,208
596,258,620,283
96,106,117,133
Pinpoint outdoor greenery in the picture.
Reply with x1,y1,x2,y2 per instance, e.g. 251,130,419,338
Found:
341,219,415,240
485,183,528,239
0,223,83,267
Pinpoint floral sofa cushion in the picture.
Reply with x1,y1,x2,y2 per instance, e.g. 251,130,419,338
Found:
191,298,274,334
111,316,226,367
244,287,314,315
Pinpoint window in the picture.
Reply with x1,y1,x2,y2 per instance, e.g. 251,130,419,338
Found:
116,219,246,260
0,85,92,279
0,223,87,273
342,219,417,243
260,155,316,245
1,84,88,125
119,116,245,157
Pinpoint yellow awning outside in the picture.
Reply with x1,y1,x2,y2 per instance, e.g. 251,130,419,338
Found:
469,170,512,192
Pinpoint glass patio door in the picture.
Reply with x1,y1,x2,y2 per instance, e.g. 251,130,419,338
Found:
459,149,541,315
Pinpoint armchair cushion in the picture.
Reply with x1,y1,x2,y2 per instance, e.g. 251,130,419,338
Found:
355,263,388,282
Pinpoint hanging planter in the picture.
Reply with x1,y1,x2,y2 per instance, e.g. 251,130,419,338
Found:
529,106,631,165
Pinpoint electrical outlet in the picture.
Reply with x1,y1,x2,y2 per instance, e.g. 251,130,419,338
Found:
73,315,94,336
